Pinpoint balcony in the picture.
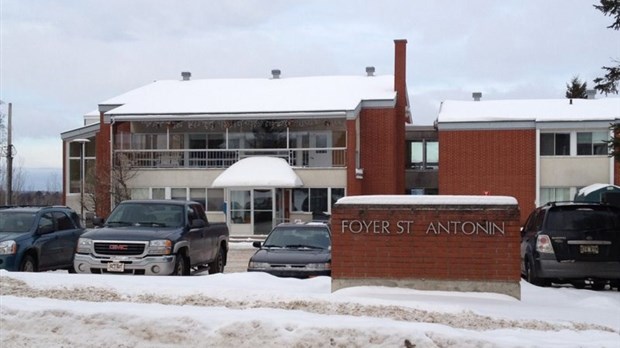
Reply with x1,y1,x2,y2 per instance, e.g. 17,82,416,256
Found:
114,148,347,169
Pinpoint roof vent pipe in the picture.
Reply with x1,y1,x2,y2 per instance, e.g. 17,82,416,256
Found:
271,69,281,79
181,72,191,81
366,66,375,76
472,92,482,101
586,89,596,99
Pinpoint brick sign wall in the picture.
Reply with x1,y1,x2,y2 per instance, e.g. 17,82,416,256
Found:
331,195,522,299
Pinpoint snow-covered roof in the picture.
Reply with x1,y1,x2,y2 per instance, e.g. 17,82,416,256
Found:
438,98,620,123
97,75,396,117
211,156,303,189
337,195,518,205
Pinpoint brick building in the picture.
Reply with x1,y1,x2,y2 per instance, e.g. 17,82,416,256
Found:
437,96,619,223
61,39,620,233
61,40,410,235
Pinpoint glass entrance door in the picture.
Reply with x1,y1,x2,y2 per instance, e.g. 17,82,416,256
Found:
253,189,273,235
228,188,278,235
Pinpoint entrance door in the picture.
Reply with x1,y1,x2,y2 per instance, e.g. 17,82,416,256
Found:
253,189,273,235
229,189,276,235
309,132,332,167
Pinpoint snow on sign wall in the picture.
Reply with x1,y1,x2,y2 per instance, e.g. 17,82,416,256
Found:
331,195,522,299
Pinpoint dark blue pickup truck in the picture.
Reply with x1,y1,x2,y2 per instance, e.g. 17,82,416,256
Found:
0,206,84,272
73,200,229,276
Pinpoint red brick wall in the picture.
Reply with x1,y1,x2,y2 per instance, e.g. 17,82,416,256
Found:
95,114,111,217
358,108,404,195
438,129,536,223
616,161,620,186
61,141,67,205
346,39,407,196
331,203,521,282
346,119,362,196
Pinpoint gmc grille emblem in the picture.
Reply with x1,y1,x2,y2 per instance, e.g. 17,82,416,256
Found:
109,244,128,251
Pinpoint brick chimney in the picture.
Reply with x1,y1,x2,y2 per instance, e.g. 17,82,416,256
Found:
394,39,408,120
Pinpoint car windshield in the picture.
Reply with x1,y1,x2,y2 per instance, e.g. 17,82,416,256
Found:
263,227,331,249
0,212,36,232
546,208,620,231
106,203,184,228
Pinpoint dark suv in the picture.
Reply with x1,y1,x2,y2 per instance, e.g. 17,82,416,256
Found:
520,202,620,290
0,206,84,272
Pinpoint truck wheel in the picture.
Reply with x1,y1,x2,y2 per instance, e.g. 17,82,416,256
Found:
20,255,37,272
208,246,225,274
172,254,188,276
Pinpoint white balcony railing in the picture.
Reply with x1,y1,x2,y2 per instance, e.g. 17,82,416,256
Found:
114,148,347,169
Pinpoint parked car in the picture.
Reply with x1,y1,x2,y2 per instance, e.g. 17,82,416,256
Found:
520,201,620,290
74,200,229,276
248,222,331,278
0,206,84,272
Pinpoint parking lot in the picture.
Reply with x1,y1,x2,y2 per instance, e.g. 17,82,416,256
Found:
224,243,256,273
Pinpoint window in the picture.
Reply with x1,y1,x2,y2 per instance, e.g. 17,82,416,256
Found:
38,213,55,232
171,188,187,201
540,187,570,205
407,140,438,169
230,190,251,224
410,141,423,168
152,188,166,200
577,131,608,155
68,138,96,194
190,188,206,208
53,212,75,230
540,133,570,156
206,188,224,212
292,187,344,220
131,188,149,199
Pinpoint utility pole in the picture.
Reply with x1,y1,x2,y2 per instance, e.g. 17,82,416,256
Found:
5,103,13,205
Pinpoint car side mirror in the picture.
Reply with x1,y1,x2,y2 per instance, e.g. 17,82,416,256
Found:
191,219,206,228
252,241,262,248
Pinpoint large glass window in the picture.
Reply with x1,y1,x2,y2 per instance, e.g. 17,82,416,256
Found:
131,134,166,150
131,188,149,199
407,140,438,169
577,131,608,155
152,188,166,200
540,187,570,205
292,187,344,220
540,133,570,156
410,141,423,168
171,188,187,201
230,190,251,224
207,188,224,212
68,138,96,194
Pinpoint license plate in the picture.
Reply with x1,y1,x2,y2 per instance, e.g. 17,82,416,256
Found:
107,262,125,272
580,245,599,254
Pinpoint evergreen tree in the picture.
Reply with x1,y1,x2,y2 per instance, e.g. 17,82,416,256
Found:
608,123,620,162
593,0,620,95
565,76,588,98
594,1,620,162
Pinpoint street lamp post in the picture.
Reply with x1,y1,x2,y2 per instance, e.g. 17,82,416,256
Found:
72,138,90,225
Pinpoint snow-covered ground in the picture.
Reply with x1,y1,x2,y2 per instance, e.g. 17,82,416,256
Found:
1,248,619,347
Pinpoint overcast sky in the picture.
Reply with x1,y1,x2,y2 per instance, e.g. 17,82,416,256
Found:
1,0,618,177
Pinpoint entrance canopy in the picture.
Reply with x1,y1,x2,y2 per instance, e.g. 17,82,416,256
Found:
212,156,303,189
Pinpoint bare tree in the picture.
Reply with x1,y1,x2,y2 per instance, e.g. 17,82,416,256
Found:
84,153,139,217
0,159,26,205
